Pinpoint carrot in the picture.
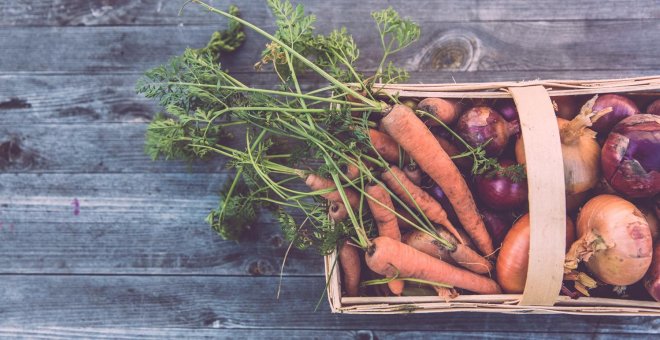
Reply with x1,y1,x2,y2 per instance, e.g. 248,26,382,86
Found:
395,209,416,230
403,163,423,185
418,98,462,126
365,183,401,240
381,166,464,244
405,228,493,274
365,182,404,295
329,201,347,222
365,236,501,294
381,104,494,256
434,134,471,170
338,240,361,297
434,286,459,301
368,128,408,164
344,163,361,180
305,174,359,209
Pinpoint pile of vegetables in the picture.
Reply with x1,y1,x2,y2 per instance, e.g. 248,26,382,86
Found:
138,1,660,302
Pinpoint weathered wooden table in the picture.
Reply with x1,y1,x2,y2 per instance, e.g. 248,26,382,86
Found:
1,1,658,338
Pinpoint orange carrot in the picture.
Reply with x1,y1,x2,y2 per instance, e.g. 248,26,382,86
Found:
365,183,401,240
365,182,404,295
418,98,462,126
434,134,471,170
329,202,347,222
403,163,423,186
381,166,464,244
405,228,493,274
365,237,501,294
305,174,359,209
368,128,408,164
344,163,361,181
395,209,416,230
339,240,361,297
381,104,494,256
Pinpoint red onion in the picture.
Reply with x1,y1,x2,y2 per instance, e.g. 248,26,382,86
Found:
552,96,579,120
474,160,528,211
647,99,660,116
601,114,660,198
495,100,519,122
456,106,520,157
480,209,514,247
591,94,639,135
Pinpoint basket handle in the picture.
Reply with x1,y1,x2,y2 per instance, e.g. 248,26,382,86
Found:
509,85,566,306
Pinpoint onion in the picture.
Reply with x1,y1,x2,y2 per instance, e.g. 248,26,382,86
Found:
644,243,660,301
566,190,590,213
515,98,602,194
480,209,514,247
496,213,575,293
552,96,579,120
474,160,528,211
647,99,660,116
601,114,660,198
457,106,520,157
495,100,519,122
590,94,639,135
565,194,653,286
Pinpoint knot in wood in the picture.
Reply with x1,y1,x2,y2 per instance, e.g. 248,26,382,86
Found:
415,31,480,71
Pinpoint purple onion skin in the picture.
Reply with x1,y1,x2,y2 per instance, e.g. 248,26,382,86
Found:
601,114,660,198
495,100,519,122
457,106,520,157
474,161,529,211
591,94,640,135
480,210,514,247
647,99,660,116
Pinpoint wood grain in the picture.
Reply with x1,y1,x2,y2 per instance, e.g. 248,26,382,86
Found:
0,173,321,275
3,70,660,123
0,0,659,335
0,123,227,173
0,275,658,332
0,328,655,340
1,0,657,27
1,20,658,75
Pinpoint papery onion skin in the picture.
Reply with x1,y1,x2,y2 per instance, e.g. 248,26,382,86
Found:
591,94,639,135
457,106,520,157
601,114,660,198
515,117,600,194
644,243,660,302
496,214,575,293
475,160,528,211
570,195,653,286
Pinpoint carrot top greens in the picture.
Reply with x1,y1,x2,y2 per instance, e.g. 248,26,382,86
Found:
136,0,494,254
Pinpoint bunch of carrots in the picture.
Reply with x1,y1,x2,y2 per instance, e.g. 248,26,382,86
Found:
138,1,660,302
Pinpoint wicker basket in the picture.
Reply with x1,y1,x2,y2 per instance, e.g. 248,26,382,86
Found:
325,76,660,315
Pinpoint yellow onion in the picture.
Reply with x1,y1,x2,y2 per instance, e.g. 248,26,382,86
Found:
496,213,575,293
565,195,653,286
515,97,602,195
